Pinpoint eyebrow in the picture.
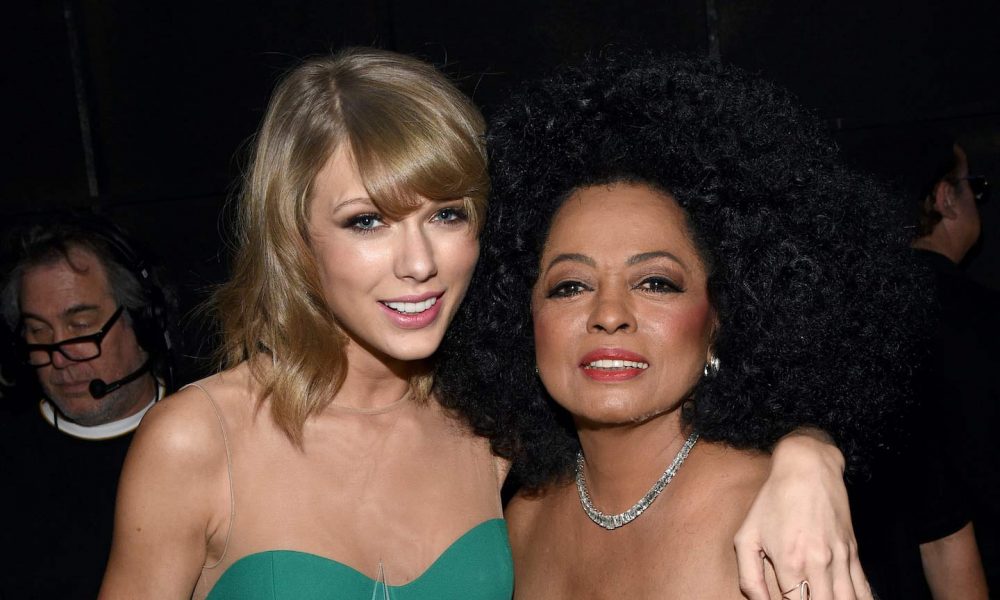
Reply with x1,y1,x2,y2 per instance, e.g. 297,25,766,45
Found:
21,304,101,323
627,251,685,267
544,250,687,275
544,253,596,274
331,197,374,213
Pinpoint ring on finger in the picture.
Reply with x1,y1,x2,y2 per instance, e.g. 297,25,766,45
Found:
781,580,810,600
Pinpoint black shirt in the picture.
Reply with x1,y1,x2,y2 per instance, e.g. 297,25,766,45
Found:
0,402,134,599
915,249,1000,592
852,249,1000,598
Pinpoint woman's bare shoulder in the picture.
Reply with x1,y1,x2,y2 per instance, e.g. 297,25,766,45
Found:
133,364,254,468
693,443,771,493
101,369,252,597
504,488,542,525
184,361,257,409
676,444,772,542
505,481,572,542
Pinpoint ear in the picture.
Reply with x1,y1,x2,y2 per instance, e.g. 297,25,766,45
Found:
932,180,959,220
707,308,720,342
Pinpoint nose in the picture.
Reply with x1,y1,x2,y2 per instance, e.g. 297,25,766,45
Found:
394,224,438,282
587,286,636,334
49,348,75,370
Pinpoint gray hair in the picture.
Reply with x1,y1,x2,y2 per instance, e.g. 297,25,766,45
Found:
1,223,147,331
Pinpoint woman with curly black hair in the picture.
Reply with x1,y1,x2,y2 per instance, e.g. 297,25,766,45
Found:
438,53,926,598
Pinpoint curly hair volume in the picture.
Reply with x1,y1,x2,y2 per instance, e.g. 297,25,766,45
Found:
436,52,929,490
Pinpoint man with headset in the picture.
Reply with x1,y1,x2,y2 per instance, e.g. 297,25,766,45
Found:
0,212,176,599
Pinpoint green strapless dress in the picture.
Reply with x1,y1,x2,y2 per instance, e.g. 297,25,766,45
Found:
206,519,513,600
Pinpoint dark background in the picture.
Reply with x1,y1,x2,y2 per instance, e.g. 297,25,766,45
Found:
4,0,999,375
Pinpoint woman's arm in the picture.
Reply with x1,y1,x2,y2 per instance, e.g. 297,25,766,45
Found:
99,388,229,598
735,428,872,600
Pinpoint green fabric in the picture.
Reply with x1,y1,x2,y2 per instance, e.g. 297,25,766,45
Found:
206,518,513,600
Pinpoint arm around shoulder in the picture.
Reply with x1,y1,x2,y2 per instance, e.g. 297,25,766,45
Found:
735,428,872,600
100,386,230,599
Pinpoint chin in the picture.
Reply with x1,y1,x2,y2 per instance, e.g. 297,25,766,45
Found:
390,350,438,362
571,404,648,427
45,390,87,411
383,339,444,362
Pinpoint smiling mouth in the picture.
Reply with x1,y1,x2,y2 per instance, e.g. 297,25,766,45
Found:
583,359,649,370
381,296,439,315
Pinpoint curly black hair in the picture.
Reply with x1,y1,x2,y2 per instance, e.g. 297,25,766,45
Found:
436,52,929,489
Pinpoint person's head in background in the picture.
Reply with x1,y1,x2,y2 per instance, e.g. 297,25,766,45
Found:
867,131,990,264
0,213,175,429
912,138,989,263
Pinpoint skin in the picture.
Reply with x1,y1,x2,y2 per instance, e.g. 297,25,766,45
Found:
737,432,867,599
532,184,715,431
308,145,480,379
100,147,500,598
102,156,866,598
919,523,989,599
912,145,981,264
19,245,155,426
508,183,793,598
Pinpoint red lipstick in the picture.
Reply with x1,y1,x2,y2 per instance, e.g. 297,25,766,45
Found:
578,348,650,382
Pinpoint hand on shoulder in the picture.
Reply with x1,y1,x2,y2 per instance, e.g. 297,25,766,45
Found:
735,430,872,600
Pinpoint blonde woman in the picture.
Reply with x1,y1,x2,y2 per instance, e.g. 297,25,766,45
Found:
100,48,868,599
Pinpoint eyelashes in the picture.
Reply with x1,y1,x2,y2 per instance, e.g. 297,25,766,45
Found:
546,280,591,298
545,275,684,299
634,276,684,293
342,205,469,235
432,206,469,224
345,213,384,233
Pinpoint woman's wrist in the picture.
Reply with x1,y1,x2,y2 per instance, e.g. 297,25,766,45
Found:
773,427,845,475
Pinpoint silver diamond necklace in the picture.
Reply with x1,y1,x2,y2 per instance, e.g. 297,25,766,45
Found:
575,432,699,530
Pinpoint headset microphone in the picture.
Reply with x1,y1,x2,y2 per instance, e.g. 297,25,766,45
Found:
88,358,153,399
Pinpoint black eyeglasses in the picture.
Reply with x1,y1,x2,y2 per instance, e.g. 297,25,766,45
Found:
23,306,125,367
960,175,990,203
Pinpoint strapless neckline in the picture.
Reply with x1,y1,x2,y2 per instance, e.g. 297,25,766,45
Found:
206,518,510,598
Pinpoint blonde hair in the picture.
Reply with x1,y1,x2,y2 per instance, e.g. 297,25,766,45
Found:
215,47,488,443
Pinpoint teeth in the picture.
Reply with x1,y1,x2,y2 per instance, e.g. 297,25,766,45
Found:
585,359,649,370
384,297,437,314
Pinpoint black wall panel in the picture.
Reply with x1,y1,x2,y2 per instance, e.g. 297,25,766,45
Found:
2,3,91,209
714,0,1000,286
2,1,998,368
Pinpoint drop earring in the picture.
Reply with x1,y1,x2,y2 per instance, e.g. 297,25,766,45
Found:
703,353,720,378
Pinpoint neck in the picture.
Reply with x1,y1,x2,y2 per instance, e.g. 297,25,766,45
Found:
125,374,159,413
576,409,689,513
45,376,160,436
328,341,429,412
92,372,158,424
912,232,967,264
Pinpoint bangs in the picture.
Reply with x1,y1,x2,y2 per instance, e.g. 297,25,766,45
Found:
340,82,488,230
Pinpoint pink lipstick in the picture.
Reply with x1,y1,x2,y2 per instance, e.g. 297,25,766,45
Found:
378,292,444,330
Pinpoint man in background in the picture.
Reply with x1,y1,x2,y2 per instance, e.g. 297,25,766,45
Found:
907,137,998,595
849,132,995,599
0,212,177,599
